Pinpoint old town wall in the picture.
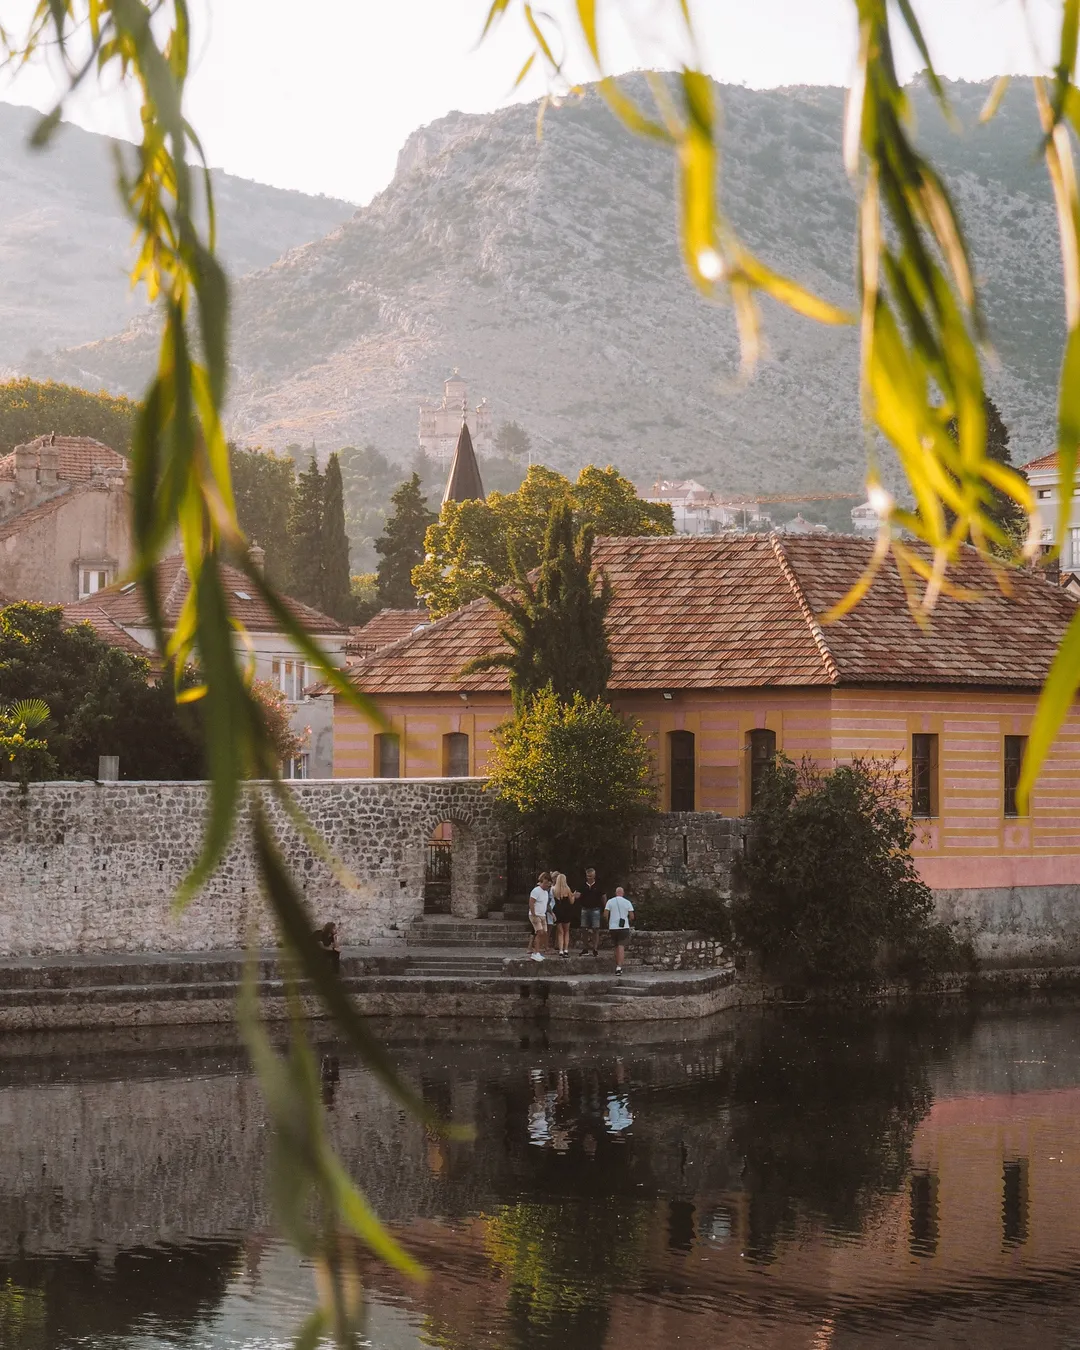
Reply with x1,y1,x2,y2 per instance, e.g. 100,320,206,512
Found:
0,779,506,957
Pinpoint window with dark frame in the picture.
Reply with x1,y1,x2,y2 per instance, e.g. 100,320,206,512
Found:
443,732,470,778
911,733,938,818
668,730,695,812
1004,735,1027,817
375,732,400,778
748,728,777,807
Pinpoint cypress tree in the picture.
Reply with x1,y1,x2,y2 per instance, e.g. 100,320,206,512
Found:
463,500,612,712
321,452,354,621
288,455,325,608
375,473,436,608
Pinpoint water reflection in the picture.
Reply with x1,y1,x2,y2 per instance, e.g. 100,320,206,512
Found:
1,1006,1080,1348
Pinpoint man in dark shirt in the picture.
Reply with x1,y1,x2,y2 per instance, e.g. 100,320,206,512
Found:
576,867,606,956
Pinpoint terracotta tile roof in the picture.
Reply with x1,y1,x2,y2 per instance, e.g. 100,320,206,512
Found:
64,554,347,636
61,604,165,673
1022,450,1058,472
337,534,1078,697
346,609,430,659
0,435,126,483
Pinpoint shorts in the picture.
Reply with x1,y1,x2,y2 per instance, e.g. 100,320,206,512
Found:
581,908,602,930
529,913,548,933
609,925,632,941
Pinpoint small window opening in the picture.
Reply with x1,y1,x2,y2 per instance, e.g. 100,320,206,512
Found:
748,728,777,807
911,733,939,818
1004,735,1027,818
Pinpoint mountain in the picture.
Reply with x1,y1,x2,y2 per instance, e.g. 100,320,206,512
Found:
0,101,353,368
28,78,1064,492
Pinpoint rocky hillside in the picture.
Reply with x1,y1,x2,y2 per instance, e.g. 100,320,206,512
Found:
0,101,352,368
31,78,1064,491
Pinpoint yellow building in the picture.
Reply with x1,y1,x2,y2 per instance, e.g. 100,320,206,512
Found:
333,533,1080,947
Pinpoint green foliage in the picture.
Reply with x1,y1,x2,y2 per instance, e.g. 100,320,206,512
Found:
732,756,968,987
0,378,137,455
463,501,613,712
0,603,203,780
376,473,436,609
0,697,56,784
229,444,296,590
251,680,306,767
338,443,403,572
634,887,732,942
350,572,381,626
320,454,354,622
414,463,674,618
495,419,531,460
486,688,656,875
288,456,327,610
944,396,1028,554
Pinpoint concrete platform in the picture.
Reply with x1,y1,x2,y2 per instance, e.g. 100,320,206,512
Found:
0,945,741,1031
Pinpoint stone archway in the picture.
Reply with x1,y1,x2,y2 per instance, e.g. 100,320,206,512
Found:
417,808,485,918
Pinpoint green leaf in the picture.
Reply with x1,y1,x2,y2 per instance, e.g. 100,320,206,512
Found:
1020,604,1080,810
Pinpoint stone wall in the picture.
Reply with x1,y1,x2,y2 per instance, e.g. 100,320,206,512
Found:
629,812,742,896
631,931,728,971
0,779,506,957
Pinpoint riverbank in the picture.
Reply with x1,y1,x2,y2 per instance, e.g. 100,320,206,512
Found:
4,942,1080,1031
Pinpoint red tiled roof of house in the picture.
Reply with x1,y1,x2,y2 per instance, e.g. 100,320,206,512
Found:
346,609,430,659
64,554,347,636
337,534,1078,696
0,483,79,541
61,603,165,673
0,435,126,483
1022,450,1058,472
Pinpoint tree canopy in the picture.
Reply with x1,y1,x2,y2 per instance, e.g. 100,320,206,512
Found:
945,396,1027,553
230,444,296,590
376,473,437,609
0,378,138,456
413,464,673,618
463,502,612,712
320,454,354,623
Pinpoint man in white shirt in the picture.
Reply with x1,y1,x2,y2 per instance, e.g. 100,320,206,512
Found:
604,886,635,974
527,872,552,962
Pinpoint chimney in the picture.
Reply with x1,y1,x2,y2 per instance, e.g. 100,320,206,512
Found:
248,541,266,573
13,443,37,490
39,443,59,488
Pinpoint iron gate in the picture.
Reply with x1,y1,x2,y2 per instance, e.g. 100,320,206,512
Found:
505,831,540,906
424,839,453,914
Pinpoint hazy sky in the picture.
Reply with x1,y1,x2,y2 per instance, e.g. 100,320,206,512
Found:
0,0,1064,203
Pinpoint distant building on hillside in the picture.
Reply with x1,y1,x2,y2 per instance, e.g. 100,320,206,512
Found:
645,479,773,535
1024,449,1080,571
0,434,131,603
778,512,829,536
851,500,879,534
418,371,493,462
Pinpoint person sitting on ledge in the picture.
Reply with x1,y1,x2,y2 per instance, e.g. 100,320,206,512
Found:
316,921,341,973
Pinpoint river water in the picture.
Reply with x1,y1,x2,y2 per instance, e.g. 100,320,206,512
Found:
2,1004,1080,1349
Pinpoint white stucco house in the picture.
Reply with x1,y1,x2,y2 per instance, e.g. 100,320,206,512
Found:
64,552,348,778
1023,449,1080,571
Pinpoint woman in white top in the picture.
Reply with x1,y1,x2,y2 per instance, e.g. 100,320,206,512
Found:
527,871,552,961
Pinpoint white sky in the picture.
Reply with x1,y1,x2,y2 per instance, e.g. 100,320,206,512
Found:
0,0,1065,203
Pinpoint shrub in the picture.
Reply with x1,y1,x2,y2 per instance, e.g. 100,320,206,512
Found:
732,755,969,988
486,687,656,876
633,887,731,942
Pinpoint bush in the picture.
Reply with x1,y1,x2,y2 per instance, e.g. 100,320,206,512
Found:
634,887,731,942
486,687,656,876
732,755,969,988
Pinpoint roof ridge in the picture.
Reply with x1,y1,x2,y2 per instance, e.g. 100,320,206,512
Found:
769,532,840,685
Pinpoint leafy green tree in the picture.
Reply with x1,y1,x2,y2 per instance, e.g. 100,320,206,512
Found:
414,464,674,618
288,456,325,609
229,444,296,590
320,453,354,622
338,443,402,572
486,688,656,874
0,378,138,455
945,395,1027,553
495,420,532,461
0,603,203,779
732,755,968,987
350,573,380,626
375,474,436,609
0,698,56,784
464,502,612,711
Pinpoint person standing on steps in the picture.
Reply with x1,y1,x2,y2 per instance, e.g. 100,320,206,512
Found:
604,886,635,975
576,866,606,957
551,872,577,957
528,872,552,962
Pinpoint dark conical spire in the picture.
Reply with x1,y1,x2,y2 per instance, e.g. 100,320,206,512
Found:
442,411,485,505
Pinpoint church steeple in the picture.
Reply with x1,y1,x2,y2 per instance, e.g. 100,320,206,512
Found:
442,402,485,505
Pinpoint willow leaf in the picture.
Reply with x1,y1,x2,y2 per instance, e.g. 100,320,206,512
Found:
1020,605,1080,810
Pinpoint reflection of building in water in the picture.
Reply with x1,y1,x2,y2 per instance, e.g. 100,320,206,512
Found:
418,370,493,462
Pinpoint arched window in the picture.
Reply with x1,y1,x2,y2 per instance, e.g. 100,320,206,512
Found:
748,728,777,807
375,732,400,778
443,732,470,777
668,730,696,812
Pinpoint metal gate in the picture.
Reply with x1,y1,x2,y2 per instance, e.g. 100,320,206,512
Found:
424,839,453,914
505,831,540,906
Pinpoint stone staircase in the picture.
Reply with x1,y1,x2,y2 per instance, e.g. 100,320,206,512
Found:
406,915,523,949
